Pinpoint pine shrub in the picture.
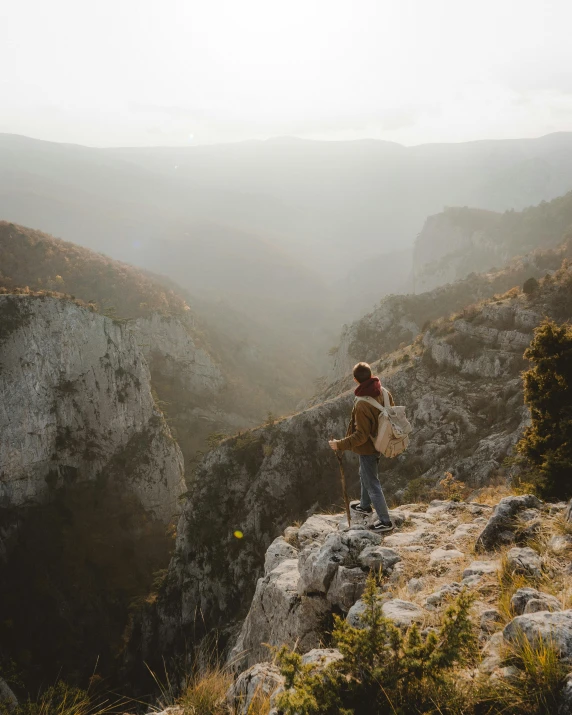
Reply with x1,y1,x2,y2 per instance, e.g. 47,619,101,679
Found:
517,319,572,499
276,575,477,715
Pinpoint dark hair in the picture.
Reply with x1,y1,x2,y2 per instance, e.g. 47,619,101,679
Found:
353,362,372,383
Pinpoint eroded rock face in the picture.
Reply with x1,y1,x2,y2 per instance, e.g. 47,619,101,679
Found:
0,295,185,522
230,559,330,669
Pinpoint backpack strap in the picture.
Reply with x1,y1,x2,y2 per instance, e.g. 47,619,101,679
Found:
381,387,391,409
355,396,385,411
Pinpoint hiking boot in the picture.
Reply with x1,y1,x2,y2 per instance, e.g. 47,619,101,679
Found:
370,520,394,533
351,502,372,515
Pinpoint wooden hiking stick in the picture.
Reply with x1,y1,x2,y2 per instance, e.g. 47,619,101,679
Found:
334,449,351,528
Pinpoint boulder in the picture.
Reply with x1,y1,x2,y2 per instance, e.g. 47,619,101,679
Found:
358,546,401,572
230,559,330,669
425,582,462,609
384,528,431,548
550,535,572,554
302,648,344,668
265,537,299,575
506,547,542,577
382,599,425,628
226,663,284,715
462,560,500,579
452,522,483,542
297,515,338,548
476,495,542,552
428,546,464,567
480,608,503,634
504,610,572,662
510,587,561,616
346,599,369,629
327,566,367,611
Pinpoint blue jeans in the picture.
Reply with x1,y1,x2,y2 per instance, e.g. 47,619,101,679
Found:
359,454,391,524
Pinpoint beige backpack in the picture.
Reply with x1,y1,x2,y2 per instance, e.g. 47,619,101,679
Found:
356,387,412,458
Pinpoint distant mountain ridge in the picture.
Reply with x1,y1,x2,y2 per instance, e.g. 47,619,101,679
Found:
4,131,572,325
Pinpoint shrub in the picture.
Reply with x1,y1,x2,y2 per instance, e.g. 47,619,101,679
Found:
275,575,477,715
523,277,540,295
517,320,572,499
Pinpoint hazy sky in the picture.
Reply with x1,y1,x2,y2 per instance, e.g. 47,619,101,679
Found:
2,0,572,147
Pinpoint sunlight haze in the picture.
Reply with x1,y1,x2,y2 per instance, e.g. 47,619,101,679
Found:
3,0,572,146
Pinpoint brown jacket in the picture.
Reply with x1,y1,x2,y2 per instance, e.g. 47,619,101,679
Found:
336,390,395,455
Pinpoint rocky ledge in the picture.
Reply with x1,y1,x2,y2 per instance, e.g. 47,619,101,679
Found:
227,494,572,714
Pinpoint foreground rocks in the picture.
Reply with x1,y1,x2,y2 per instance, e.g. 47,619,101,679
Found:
226,494,572,714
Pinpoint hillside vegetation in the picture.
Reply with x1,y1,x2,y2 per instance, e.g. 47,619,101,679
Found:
414,191,572,292
328,238,571,383
0,221,188,318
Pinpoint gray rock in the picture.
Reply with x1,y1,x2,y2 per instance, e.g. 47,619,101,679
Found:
226,663,284,715
346,599,369,629
265,537,299,575
525,598,562,614
230,559,330,670
480,609,503,634
550,535,572,554
425,582,462,609
510,587,556,616
0,678,17,711
382,599,425,628
476,495,542,552
480,631,505,674
358,546,401,573
462,560,500,579
461,574,483,588
297,515,338,548
298,533,348,594
407,578,426,595
519,508,541,522
506,546,542,577
566,499,572,523
327,566,367,611
504,610,572,661
428,546,464,567
301,648,344,668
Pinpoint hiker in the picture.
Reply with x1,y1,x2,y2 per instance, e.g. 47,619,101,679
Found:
328,362,395,533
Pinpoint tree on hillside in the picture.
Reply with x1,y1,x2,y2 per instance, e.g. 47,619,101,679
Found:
517,319,572,499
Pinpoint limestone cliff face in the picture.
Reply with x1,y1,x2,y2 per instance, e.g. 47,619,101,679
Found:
131,312,224,397
0,294,185,523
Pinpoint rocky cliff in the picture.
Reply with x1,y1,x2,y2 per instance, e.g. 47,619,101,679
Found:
0,293,186,686
327,240,569,384
131,257,572,671
0,294,185,520
413,191,572,293
227,494,572,714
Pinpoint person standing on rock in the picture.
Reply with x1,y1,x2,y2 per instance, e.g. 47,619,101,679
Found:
328,362,395,533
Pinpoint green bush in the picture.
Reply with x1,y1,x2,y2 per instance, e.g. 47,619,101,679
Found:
275,575,477,715
517,319,572,499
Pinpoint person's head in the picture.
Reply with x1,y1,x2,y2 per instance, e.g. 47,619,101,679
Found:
353,362,372,384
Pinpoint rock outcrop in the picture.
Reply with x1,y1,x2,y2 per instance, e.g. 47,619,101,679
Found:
327,239,569,384
226,495,572,713
0,294,185,522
